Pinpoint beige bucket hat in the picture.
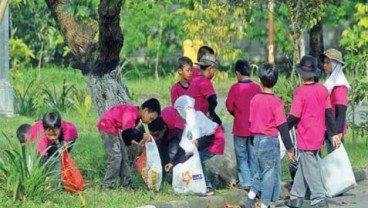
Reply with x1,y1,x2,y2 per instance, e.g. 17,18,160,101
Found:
320,48,344,65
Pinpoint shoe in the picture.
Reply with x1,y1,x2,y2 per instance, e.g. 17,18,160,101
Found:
101,185,114,191
238,185,251,192
121,184,136,191
245,197,256,208
205,187,214,196
312,200,329,208
285,198,303,208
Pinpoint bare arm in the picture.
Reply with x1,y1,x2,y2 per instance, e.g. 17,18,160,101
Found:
0,0,8,23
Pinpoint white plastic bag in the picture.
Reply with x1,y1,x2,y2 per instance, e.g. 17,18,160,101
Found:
172,146,206,195
144,139,163,191
278,127,297,160
319,144,356,197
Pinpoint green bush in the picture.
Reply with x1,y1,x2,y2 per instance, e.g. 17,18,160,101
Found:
0,133,58,202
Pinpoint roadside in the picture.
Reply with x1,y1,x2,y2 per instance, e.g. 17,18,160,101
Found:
137,169,368,208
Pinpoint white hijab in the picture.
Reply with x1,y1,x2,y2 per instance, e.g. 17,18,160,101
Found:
324,60,351,94
174,95,218,153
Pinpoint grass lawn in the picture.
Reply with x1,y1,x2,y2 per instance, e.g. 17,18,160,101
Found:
1,67,367,207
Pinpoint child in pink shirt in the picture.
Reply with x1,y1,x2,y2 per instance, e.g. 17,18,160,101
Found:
148,106,185,182
186,53,222,125
226,59,261,190
170,56,193,105
24,112,78,188
96,98,161,190
285,55,341,208
165,95,225,196
242,64,294,208
26,112,78,156
320,48,350,153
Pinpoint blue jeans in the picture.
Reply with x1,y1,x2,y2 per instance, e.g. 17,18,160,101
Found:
251,135,281,206
234,135,254,187
199,149,215,188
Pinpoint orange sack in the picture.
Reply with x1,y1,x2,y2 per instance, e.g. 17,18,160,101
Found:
61,150,84,194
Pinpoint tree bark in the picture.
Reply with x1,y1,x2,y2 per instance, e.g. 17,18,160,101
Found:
309,20,324,68
45,0,131,116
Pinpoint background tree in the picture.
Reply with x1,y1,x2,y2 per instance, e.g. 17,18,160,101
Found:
339,2,368,144
179,0,254,62
44,0,130,116
284,0,331,72
121,0,188,80
309,20,324,68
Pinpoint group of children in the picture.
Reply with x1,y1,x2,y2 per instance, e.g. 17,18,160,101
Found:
15,46,350,207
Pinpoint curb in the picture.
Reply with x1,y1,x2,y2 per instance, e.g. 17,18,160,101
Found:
353,168,368,182
136,169,368,208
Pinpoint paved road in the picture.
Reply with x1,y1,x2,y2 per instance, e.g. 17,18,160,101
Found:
275,179,368,208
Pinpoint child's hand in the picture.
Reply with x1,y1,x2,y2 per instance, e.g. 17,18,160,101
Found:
192,139,199,147
338,133,343,140
332,135,341,148
137,133,152,147
131,140,139,145
143,133,152,142
164,163,173,172
287,149,294,161
61,141,67,151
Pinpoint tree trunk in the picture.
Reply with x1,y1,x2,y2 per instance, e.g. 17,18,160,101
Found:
84,67,131,116
309,20,324,68
268,0,275,64
45,0,131,116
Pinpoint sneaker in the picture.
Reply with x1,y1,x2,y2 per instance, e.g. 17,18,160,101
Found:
245,197,256,208
121,184,136,191
205,188,214,196
238,185,251,192
312,200,329,208
101,185,114,191
285,198,303,208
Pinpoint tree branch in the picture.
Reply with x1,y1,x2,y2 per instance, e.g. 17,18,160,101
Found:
45,0,96,69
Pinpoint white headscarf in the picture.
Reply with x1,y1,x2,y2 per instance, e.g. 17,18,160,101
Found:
174,95,218,153
324,60,351,94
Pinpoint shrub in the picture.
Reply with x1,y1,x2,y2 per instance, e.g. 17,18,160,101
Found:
0,133,59,202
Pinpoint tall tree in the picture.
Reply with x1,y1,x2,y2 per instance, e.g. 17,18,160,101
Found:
309,20,324,68
284,0,331,72
44,0,131,116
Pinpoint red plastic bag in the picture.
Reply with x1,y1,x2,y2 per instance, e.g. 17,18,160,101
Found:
61,150,84,194
134,150,147,176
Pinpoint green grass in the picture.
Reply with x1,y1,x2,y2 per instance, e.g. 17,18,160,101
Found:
1,66,368,207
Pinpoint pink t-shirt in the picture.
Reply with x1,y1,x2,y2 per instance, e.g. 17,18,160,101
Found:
161,106,184,130
190,67,201,81
330,86,348,134
186,75,216,115
170,82,189,106
289,83,331,150
96,105,140,135
249,93,287,137
226,80,261,136
27,120,78,155
208,126,225,155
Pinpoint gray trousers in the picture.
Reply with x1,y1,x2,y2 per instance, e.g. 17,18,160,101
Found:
101,132,131,188
290,150,325,205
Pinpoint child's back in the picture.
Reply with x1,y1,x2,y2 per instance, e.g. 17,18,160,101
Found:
290,82,330,150
249,93,286,136
226,60,261,136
